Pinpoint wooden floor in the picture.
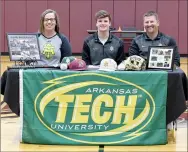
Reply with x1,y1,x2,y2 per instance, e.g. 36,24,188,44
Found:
1,116,187,152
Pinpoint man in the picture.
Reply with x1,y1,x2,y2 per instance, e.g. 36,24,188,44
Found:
82,10,125,65
129,11,180,66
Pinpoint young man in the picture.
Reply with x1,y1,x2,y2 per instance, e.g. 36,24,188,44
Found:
129,11,180,66
82,10,125,65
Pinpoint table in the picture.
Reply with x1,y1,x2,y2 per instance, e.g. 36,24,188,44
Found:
1,68,187,125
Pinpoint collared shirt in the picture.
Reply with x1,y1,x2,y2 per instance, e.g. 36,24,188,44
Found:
82,32,125,65
128,32,180,66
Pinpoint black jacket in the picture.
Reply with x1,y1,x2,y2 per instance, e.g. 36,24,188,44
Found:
129,32,180,66
82,32,125,65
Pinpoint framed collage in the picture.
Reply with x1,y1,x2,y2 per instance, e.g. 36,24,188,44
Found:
7,33,41,61
147,46,174,71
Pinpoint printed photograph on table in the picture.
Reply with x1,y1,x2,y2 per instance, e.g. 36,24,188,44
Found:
7,33,41,61
147,46,174,71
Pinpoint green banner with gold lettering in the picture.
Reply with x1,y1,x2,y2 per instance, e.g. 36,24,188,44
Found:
20,70,167,145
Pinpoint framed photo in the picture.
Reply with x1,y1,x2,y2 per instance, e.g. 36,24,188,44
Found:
146,46,174,71
7,33,41,61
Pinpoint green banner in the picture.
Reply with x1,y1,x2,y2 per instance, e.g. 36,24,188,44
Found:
20,70,168,145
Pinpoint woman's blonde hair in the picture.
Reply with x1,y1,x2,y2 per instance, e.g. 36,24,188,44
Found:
39,9,60,34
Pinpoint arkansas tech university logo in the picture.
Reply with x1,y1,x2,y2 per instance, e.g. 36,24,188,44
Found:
34,73,155,144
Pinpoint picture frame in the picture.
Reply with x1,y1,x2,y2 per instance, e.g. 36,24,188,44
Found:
146,46,174,71
7,33,41,61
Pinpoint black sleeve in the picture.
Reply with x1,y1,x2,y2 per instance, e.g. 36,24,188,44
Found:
116,40,125,65
59,35,72,62
169,38,180,66
81,41,91,65
128,38,140,56
1,70,8,95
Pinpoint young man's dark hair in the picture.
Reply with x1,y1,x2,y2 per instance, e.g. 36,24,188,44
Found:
95,10,111,22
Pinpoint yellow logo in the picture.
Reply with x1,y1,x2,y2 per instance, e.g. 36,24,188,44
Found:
42,43,55,59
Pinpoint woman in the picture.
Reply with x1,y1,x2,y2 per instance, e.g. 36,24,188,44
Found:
1,9,72,95
37,9,72,65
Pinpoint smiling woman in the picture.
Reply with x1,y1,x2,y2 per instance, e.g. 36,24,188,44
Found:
0,9,72,106
37,9,72,66
40,10,58,37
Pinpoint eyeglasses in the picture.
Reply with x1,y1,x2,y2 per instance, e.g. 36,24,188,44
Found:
44,18,56,22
